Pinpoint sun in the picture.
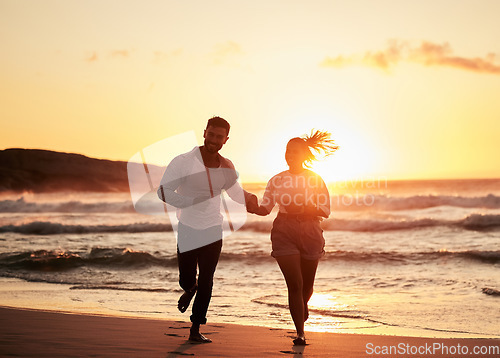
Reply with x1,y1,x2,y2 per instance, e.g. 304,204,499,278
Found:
256,128,376,185
309,127,377,184
251,110,381,184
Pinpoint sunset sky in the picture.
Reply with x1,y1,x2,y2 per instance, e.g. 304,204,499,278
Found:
1,0,500,183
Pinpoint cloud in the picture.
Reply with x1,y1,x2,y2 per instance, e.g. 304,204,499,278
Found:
153,48,183,64
320,40,405,71
211,41,244,65
320,40,500,74
111,50,130,58
84,49,133,63
85,51,98,63
409,42,500,74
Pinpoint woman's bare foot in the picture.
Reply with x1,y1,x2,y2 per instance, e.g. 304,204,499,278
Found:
293,335,307,345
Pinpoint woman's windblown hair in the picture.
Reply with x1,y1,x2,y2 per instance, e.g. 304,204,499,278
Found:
291,130,339,167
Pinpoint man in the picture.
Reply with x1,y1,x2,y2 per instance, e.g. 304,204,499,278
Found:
157,117,257,343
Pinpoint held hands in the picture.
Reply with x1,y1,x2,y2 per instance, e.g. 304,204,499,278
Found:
245,194,270,216
245,194,259,214
192,192,269,215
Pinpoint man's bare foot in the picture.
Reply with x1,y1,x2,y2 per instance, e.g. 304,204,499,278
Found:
188,332,212,343
177,285,197,313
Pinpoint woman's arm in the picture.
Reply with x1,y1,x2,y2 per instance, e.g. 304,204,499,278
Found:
307,174,330,218
249,203,271,216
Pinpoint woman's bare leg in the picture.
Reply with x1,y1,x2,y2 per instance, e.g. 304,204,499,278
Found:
275,254,305,337
300,258,319,321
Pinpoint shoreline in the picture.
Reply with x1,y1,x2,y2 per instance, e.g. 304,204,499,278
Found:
1,306,499,357
1,277,498,340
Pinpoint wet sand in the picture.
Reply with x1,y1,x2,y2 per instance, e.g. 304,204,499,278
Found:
1,306,499,357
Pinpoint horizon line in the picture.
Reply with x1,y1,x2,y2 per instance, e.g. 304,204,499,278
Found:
2,147,499,184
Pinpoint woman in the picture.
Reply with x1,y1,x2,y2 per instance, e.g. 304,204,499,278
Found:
249,130,338,345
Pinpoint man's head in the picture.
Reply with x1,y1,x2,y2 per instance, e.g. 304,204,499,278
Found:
203,116,230,154
206,116,230,135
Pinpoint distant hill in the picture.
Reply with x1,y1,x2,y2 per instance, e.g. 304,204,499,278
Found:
0,149,132,193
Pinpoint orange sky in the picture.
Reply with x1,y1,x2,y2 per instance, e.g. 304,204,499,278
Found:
1,0,500,183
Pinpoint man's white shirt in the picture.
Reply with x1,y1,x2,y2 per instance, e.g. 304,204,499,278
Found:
157,146,245,230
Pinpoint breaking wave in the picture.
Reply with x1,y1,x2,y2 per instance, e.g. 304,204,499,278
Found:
333,193,500,211
0,197,135,213
0,221,172,235
2,214,499,235
324,250,500,265
1,193,499,214
1,247,498,274
0,247,177,271
244,214,500,233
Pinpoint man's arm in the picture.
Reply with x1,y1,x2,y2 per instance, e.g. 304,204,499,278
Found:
220,160,260,211
225,180,259,208
246,178,275,216
157,184,196,208
225,180,264,215
157,156,197,208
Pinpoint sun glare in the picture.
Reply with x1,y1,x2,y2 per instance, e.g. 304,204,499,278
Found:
308,292,334,309
310,127,376,184
305,292,353,332
251,101,381,184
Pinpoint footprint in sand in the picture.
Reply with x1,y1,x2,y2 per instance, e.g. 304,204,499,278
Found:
168,351,195,356
164,333,182,337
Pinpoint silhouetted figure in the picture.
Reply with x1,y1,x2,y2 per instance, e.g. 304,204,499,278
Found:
158,117,257,343
247,130,338,345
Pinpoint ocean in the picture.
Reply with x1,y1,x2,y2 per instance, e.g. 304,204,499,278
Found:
0,178,499,338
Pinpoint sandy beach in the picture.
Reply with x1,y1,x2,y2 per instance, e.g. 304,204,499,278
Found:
2,0,500,356
0,306,498,357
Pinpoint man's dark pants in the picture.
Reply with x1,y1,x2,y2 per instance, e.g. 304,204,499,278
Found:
177,222,223,325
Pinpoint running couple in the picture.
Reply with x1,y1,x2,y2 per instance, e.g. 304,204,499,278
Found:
157,116,338,345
